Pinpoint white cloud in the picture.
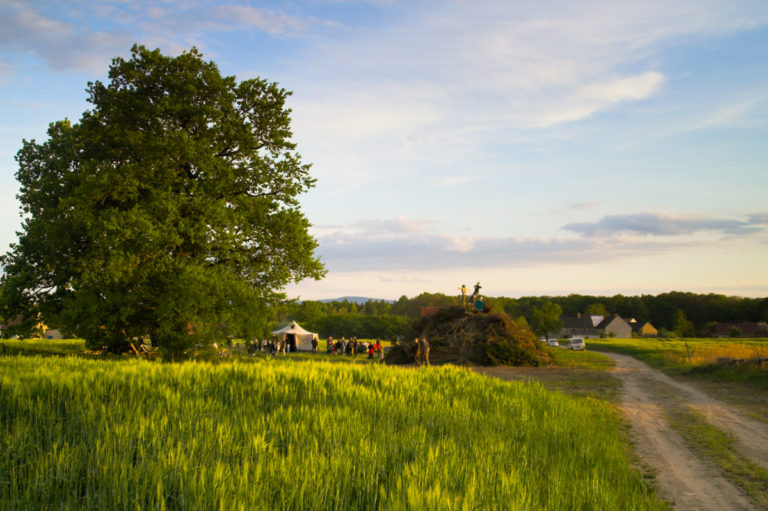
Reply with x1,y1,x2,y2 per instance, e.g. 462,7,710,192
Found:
311,215,712,272
0,1,318,73
563,212,768,237
442,235,476,253
688,96,768,131
207,5,306,34
581,72,665,103
353,217,436,236
0,1,132,72
280,0,768,198
531,71,665,126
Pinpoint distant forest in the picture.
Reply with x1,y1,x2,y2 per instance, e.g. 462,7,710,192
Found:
273,291,768,340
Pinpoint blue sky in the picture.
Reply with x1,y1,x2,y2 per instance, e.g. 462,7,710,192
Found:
1,0,767,300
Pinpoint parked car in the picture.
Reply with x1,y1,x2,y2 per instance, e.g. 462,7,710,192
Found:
546,339,560,347
568,338,586,351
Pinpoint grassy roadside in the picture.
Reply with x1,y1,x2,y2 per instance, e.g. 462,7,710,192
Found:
540,347,623,401
587,340,768,508
588,338,768,422
587,338,768,382
468,347,623,401
667,405,768,509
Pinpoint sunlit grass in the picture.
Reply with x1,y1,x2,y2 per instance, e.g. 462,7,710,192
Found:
667,406,768,508
588,338,768,386
0,356,666,510
549,346,616,371
0,338,86,356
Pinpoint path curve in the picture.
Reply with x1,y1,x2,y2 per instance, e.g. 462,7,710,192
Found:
605,352,765,511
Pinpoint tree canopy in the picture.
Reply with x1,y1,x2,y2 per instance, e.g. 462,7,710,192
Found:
531,301,563,340
1,45,325,354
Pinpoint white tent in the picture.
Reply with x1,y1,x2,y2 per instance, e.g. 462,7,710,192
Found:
271,321,319,352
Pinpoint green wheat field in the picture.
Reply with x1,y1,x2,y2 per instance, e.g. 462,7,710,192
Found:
1,353,666,510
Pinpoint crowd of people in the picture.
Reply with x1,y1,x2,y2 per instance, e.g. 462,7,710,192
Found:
241,336,433,367
246,337,386,362
325,337,385,362
248,338,290,356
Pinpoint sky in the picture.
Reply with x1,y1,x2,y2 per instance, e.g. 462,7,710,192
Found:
1,0,767,301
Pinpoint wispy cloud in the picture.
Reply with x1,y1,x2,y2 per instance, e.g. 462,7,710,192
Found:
0,1,132,72
352,217,436,236
314,215,705,272
682,95,768,132
285,0,768,196
206,5,306,34
138,3,309,37
563,213,768,237
0,1,318,72
534,72,665,127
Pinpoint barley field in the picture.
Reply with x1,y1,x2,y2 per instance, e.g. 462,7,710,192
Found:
0,355,665,510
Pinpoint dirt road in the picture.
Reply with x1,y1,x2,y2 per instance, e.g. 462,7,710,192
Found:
605,352,768,511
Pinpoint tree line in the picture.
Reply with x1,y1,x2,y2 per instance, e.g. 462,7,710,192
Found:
271,291,768,339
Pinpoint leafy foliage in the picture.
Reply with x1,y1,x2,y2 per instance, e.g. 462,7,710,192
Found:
531,301,563,339
1,45,324,355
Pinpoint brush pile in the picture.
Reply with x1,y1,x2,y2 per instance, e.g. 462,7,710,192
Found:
387,306,550,366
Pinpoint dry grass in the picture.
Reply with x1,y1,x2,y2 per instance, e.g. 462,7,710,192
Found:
666,343,768,366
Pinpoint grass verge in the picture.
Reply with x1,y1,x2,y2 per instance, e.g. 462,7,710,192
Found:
667,405,768,509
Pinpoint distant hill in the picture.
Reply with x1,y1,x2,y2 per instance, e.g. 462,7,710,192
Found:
320,296,395,304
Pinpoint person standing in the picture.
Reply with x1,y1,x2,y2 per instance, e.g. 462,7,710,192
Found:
311,336,318,354
420,337,430,367
459,284,468,306
375,339,384,364
413,337,422,366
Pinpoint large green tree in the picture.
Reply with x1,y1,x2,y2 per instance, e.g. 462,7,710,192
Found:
531,301,563,340
1,45,325,354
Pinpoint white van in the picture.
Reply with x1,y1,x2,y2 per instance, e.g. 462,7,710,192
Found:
568,338,586,351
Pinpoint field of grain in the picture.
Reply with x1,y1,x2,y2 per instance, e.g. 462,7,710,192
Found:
0,354,665,510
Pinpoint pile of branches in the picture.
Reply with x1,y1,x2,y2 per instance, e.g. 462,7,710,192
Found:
387,306,550,367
